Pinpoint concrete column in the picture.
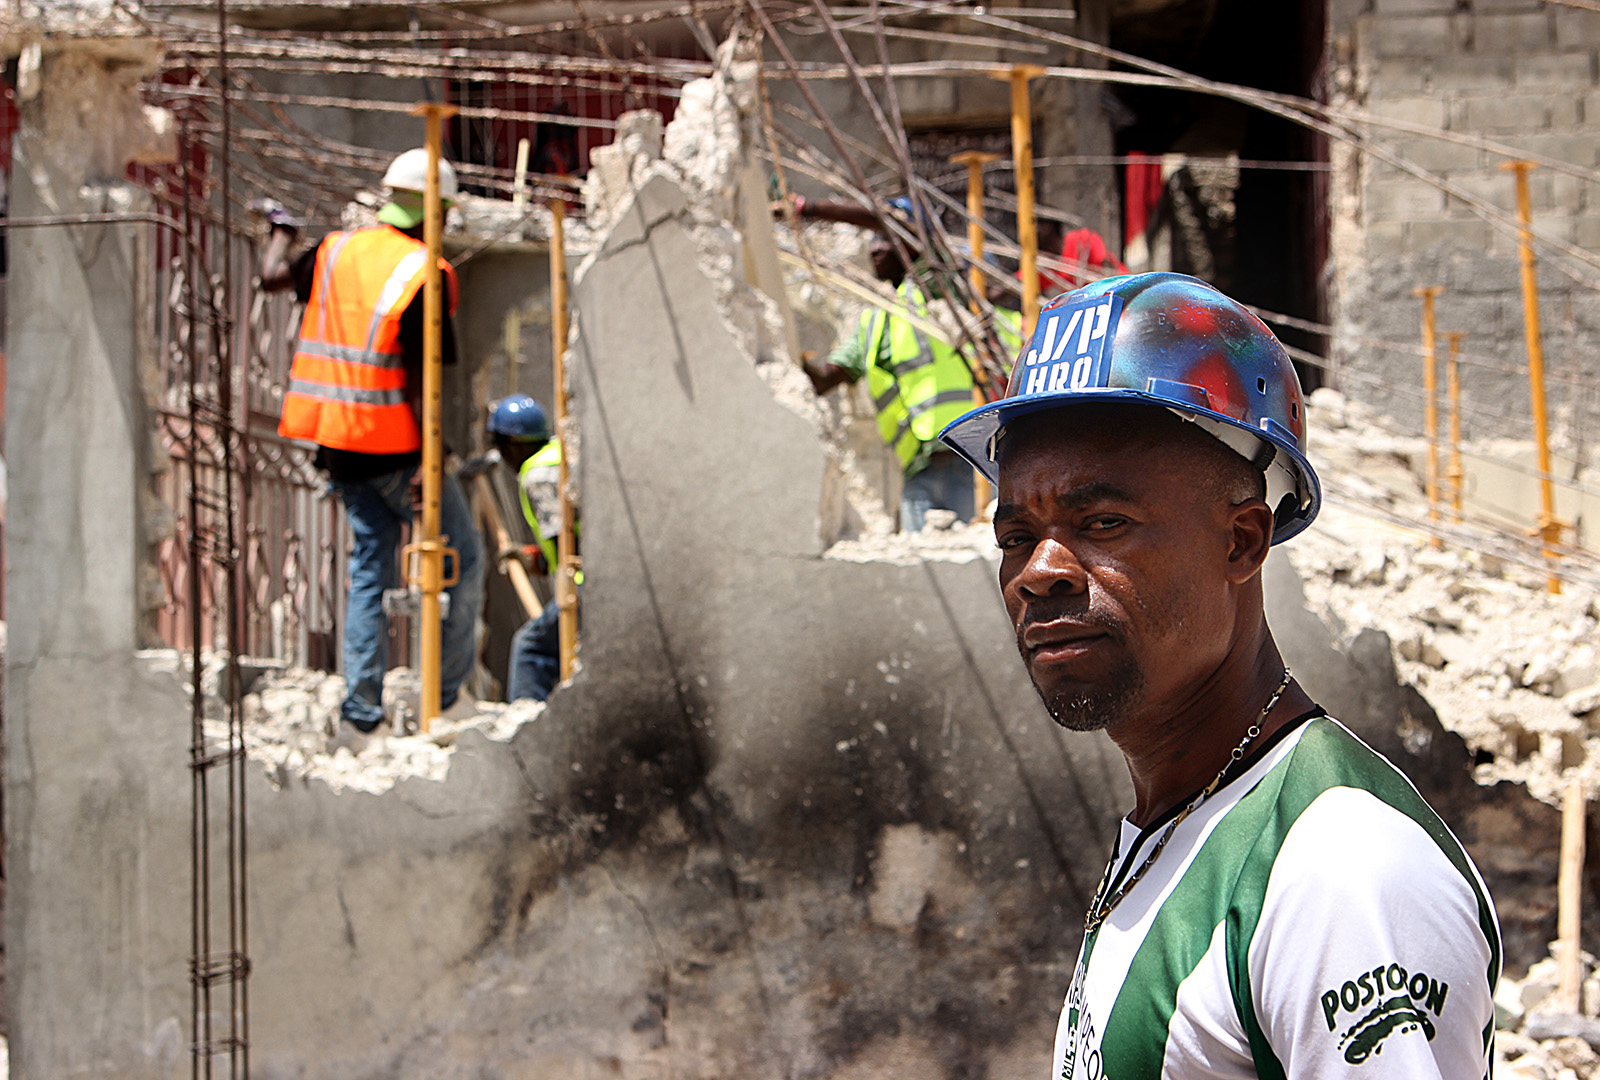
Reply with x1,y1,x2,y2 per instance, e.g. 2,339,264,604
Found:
4,47,190,1080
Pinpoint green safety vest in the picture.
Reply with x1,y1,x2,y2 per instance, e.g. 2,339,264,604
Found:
518,439,565,575
862,282,978,470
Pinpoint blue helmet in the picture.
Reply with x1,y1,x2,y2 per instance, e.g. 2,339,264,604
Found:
487,394,551,443
938,272,1320,544
887,194,938,235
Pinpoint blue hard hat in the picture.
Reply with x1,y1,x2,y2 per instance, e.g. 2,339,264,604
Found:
487,394,551,442
886,194,938,235
938,272,1320,544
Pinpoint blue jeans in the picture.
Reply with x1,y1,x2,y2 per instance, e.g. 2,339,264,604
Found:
333,467,484,729
507,596,562,702
901,451,977,531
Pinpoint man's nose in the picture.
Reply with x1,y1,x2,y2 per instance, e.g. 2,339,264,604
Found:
1015,537,1088,598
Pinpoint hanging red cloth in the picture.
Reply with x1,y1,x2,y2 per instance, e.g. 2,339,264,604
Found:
1124,151,1164,249
1057,227,1128,289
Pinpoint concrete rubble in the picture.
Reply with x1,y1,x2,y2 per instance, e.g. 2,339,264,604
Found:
1293,387,1600,808
1495,948,1600,1079
233,668,543,795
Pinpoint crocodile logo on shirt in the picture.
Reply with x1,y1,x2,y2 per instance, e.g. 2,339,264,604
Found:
1320,963,1449,1064
1338,997,1437,1063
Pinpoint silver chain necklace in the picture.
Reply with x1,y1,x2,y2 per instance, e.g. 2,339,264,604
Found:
1083,667,1293,932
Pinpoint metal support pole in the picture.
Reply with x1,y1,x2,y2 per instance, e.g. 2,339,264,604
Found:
1445,331,1465,523
411,101,459,730
1502,159,1563,593
951,149,1002,520
550,197,579,680
1414,285,1443,548
996,65,1045,336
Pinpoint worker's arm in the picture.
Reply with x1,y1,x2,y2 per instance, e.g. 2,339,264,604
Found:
775,196,890,235
1245,788,1497,1078
803,355,853,396
258,224,301,293
805,319,874,396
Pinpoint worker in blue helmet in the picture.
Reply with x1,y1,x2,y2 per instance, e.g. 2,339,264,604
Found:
486,394,572,702
940,272,1497,1080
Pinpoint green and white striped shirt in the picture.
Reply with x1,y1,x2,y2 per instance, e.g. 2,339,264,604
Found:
1054,715,1500,1080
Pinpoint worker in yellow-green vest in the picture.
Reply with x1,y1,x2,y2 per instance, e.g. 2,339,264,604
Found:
796,197,1012,530
486,394,574,702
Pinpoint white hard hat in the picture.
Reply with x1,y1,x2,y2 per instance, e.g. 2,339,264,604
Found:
382,148,458,202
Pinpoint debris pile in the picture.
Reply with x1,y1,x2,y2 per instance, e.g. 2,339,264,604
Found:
1291,389,1600,807
221,668,542,795
1496,950,1600,1078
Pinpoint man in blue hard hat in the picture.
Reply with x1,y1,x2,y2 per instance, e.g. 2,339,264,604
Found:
486,394,570,702
939,272,1498,1079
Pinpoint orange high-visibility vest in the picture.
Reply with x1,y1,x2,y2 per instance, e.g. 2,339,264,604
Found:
278,225,460,454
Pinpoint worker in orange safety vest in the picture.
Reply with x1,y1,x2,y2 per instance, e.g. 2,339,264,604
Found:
258,149,483,733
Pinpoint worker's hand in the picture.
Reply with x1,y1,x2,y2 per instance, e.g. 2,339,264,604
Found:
456,451,501,481
408,471,424,511
248,198,299,232
801,353,852,396
770,194,806,219
523,543,549,577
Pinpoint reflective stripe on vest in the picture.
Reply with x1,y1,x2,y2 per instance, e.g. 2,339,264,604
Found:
278,226,458,455
862,282,976,469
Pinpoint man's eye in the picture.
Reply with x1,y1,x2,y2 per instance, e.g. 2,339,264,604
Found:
996,532,1033,550
1085,516,1126,532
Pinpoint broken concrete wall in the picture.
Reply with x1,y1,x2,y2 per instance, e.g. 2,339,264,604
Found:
5,41,192,1080
232,131,1528,1080
1326,0,1600,443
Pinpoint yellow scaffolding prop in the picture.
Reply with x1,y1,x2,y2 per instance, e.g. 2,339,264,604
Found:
995,64,1044,336
550,197,580,680
408,100,459,732
950,149,1002,520
1502,159,1564,593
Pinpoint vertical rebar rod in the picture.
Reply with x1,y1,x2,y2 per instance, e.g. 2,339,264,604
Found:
1503,159,1563,593
1413,285,1442,548
181,111,214,1080
214,1,251,1069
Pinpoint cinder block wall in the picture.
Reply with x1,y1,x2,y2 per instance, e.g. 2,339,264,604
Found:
1327,0,1599,448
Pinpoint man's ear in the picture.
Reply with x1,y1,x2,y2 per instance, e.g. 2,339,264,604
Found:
1225,500,1274,584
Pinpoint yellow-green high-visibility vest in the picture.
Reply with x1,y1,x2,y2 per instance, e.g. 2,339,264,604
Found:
519,439,563,573
862,282,977,470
